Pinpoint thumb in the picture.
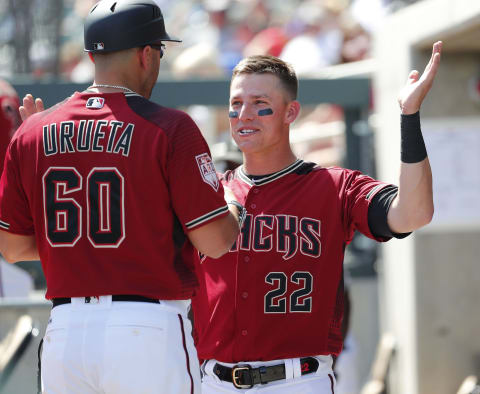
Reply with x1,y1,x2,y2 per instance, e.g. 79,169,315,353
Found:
407,70,420,84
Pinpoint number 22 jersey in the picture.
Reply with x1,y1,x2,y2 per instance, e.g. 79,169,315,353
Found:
192,159,391,362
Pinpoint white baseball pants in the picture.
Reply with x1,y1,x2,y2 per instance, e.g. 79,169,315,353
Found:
40,296,200,394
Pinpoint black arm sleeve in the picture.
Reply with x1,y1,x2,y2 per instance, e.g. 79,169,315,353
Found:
368,185,411,239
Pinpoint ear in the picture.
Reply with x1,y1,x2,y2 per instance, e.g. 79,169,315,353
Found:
284,100,301,124
137,46,152,70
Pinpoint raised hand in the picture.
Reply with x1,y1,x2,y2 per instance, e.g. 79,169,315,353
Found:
19,94,45,121
398,41,442,115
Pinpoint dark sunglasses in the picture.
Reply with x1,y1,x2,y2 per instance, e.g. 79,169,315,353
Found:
147,43,166,58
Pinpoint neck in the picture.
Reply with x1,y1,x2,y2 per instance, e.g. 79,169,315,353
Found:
242,147,297,176
90,78,137,92
92,66,143,96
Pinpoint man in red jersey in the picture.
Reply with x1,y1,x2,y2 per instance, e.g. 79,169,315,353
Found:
193,43,442,393
0,79,21,175
0,1,243,393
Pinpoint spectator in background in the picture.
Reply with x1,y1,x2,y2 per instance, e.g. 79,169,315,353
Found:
279,0,344,76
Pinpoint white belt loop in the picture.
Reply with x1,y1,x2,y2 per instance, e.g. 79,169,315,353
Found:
313,355,333,374
100,295,112,306
284,358,294,380
70,297,85,306
204,360,222,383
160,299,190,315
292,357,302,378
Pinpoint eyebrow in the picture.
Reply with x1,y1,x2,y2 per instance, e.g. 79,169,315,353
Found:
230,94,271,101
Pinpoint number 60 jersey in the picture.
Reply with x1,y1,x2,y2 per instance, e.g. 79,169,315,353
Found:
192,160,391,363
0,91,229,300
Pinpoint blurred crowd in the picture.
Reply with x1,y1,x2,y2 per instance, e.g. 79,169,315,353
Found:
0,0,420,81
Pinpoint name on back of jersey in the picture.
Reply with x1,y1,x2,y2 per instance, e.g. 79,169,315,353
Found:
42,120,134,157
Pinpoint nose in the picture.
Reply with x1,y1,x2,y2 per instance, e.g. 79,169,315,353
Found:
237,103,255,121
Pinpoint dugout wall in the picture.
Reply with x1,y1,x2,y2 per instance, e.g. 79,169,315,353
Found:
374,0,480,393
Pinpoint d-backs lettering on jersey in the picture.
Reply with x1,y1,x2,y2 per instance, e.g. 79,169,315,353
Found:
193,160,391,363
0,92,228,300
229,213,321,259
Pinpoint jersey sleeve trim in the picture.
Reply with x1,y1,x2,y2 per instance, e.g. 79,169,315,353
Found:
185,205,229,230
0,220,10,230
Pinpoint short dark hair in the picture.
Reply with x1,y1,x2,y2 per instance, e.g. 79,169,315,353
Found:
231,55,298,101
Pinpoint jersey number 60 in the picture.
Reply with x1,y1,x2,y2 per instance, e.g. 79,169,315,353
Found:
42,167,125,248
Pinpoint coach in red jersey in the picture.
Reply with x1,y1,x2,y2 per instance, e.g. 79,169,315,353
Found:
193,43,442,393
0,1,243,393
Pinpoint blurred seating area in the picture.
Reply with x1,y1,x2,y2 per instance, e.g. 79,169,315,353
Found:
0,0,421,81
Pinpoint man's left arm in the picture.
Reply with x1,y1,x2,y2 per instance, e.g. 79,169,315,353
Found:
387,41,442,234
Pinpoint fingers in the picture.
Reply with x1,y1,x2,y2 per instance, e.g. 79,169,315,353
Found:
19,106,28,122
398,41,442,114
423,41,442,77
19,94,44,122
35,97,45,113
408,41,442,88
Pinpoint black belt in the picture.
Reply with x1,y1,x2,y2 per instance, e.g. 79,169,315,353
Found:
213,357,319,389
51,295,161,308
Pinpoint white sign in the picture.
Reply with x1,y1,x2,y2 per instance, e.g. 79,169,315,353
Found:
423,118,480,227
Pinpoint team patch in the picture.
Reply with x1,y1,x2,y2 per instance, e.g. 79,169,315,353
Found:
196,153,219,191
93,42,105,51
86,97,105,109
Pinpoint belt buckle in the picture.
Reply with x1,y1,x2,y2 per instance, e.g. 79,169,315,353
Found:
232,364,253,389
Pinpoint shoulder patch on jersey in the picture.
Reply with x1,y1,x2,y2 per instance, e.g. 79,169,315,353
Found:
86,97,105,109
196,153,219,191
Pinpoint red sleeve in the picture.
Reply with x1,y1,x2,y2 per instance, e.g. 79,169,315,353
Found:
0,138,34,235
166,114,228,232
341,169,390,243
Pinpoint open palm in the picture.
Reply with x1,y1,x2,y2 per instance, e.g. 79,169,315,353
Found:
398,41,442,115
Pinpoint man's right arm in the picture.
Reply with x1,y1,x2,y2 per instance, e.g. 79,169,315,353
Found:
187,185,243,259
0,230,39,263
187,209,239,259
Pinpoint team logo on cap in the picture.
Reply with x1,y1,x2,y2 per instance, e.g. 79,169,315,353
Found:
196,153,219,191
93,42,105,51
86,97,105,109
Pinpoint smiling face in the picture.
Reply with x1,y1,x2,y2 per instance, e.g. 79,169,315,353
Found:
229,73,299,157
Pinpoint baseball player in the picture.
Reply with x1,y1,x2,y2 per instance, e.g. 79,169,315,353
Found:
193,43,442,393
0,1,244,393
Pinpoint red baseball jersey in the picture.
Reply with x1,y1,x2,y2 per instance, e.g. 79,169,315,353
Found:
0,91,228,300
192,159,391,362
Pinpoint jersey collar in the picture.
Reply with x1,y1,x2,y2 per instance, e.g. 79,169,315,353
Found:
83,90,142,98
237,159,304,186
